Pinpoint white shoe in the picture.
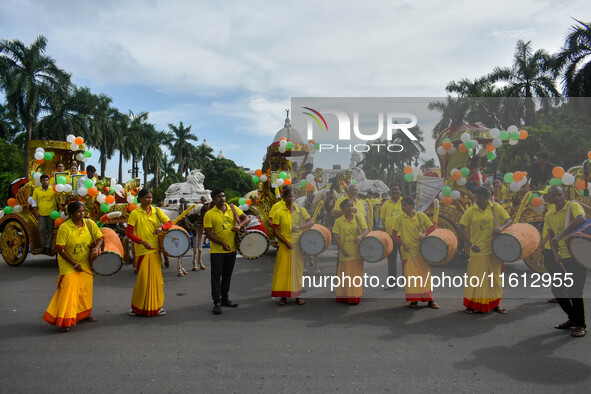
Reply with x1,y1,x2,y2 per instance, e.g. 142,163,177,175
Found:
128,309,137,316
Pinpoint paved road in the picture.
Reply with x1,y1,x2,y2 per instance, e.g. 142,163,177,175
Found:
1,248,590,393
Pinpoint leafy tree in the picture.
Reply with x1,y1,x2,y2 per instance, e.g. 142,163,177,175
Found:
555,19,591,98
0,140,23,203
168,121,198,177
203,158,252,199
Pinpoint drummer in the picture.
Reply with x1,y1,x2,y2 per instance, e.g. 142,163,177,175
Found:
390,196,438,309
458,187,511,314
544,186,587,337
332,184,367,222
379,184,403,288
203,189,250,315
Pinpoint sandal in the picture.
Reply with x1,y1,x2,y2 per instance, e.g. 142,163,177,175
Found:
295,298,306,305
60,327,70,333
407,301,418,308
221,300,239,308
493,306,507,314
555,320,575,330
572,327,587,337
464,308,474,314
158,308,166,316
86,316,98,322
278,297,287,305
428,301,439,309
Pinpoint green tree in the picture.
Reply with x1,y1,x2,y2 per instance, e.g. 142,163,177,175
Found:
0,36,71,176
168,121,198,177
0,140,24,203
555,19,591,98
203,158,252,199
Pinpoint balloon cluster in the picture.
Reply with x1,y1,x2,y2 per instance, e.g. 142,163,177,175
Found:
66,135,90,160
450,167,470,186
529,193,545,213
252,169,268,184
403,166,421,182
33,147,55,165
443,125,528,161
438,185,461,206
503,171,529,192
307,139,320,154
3,198,23,214
549,166,575,186
298,174,316,191
278,138,293,154
436,138,457,156
237,197,253,212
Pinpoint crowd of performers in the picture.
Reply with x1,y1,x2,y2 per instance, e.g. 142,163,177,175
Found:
40,167,588,338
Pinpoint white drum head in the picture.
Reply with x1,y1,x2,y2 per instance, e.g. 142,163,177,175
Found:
300,229,326,255
92,251,123,276
420,236,448,263
492,233,522,262
359,236,384,263
238,230,269,260
162,229,191,257
569,236,591,270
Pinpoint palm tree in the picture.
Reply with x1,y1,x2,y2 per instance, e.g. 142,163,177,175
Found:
488,40,560,125
88,95,123,177
117,111,148,183
168,121,198,177
186,143,215,174
555,19,591,98
159,153,177,183
141,128,170,188
0,36,71,176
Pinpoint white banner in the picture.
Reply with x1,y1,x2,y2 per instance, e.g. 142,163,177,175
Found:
415,176,444,212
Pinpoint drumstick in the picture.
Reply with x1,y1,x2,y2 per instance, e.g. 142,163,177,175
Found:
407,250,418,268
172,204,197,225
82,269,106,284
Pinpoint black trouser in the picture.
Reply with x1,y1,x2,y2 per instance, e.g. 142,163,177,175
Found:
210,252,237,305
543,250,587,328
386,242,400,283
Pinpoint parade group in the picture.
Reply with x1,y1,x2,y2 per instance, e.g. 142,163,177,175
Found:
32,153,587,339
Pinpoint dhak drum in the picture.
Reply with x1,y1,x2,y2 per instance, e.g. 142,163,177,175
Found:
568,218,591,269
159,225,191,257
492,223,540,262
92,227,124,276
300,224,331,255
359,230,393,263
237,215,269,260
420,228,458,265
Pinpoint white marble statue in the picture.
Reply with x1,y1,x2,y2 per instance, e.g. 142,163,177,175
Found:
164,169,211,204
350,167,389,194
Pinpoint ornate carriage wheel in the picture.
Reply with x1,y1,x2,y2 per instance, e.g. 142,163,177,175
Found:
0,220,30,266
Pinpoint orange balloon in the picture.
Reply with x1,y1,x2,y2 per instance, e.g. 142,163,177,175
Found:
486,142,495,152
87,187,98,197
588,151,591,160
305,182,314,191
81,170,87,175
128,203,138,211
519,130,528,140
105,195,115,204
267,168,271,175
308,139,315,144
7,198,17,207
52,184,58,192
54,218,65,227
458,143,468,153
523,171,527,177
404,166,412,174
552,166,565,178
74,137,84,145
284,178,292,186
255,169,262,177
245,199,252,206
104,187,110,194
36,159,45,165
575,179,586,191
530,197,543,208
513,171,524,182
442,141,452,150
451,171,462,181
442,196,453,206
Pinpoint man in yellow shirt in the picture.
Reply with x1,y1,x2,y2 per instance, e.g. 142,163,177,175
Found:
32,174,58,254
544,186,587,337
332,184,367,222
379,184,402,287
203,189,250,315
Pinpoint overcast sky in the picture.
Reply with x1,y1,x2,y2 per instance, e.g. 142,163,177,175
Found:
1,0,589,177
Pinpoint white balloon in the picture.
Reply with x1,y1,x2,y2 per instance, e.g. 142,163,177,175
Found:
561,173,575,186
306,174,315,183
60,211,69,220
449,146,457,154
13,205,23,213
27,197,34,205
114,184,123,192
70,143,79,151
34,152,44,160
66,134,76,143
97,193,106,204
278,146,286,153
78,187,88,197
509,138,518,145
510,182,522,192
127,195,135,204
82,157,89,162
35,180,41,187
279,139,287,147
436,146,446,156
492,138,502,148
457,177,467,186
450,190,461,200
490,128,500,138
75,153,84,161
276,178,284,186
450,168,459,175
477,148,487,157
35,147,45,153
412,167,421,176
33,172,42,180
239,204,250,212
260,175,268,182
55,184,65,193
534,204,546,213
518,176,528,186
438,192,444,200
460,133,471,142
507,125,518,133
64,184,72,193
307,143,314,151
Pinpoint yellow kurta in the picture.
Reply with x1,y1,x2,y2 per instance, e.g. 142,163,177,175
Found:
392,211,434,301
203,203,244,254
544,201,585,258
460,201,510,312
128,205,171,316
332,214,368,303
43,219,103,328
380,198,402,235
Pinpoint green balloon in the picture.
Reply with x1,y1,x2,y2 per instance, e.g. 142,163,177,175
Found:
314,143,320,150
443,138,452,144
84,178,94,189
50,210,60,220
441,186,452,196
351,179,357,185
100,203,110,213
4,206,13,214
404,173,414,182
299,180,307,187
238,198,246,205
134,197,138,204
499,131,510,141
83,150,92,158
504,173,514,184
487,151,497,161
252,176,260,183
44,152,52,161
460,167,470,177
549,177,562,186
286,141,293,150
49,152,54,159
56,176,67,185
279,171,287,180
464,139,475,149
109,188,115,194
529,193,539,202
510,131,520,141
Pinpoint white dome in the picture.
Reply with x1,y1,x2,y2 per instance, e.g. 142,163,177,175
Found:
217,149,226,159
273,112,304,144
202,138,211,148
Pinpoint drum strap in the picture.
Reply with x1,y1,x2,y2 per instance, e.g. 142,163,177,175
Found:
85,219,99,251
490,203,499,230
354,213,363,235
565,201,572,228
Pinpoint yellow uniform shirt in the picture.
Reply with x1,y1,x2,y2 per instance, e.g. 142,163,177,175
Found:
544,201,586,258
541,204,555,250
56,219,103,275
203,203,244,254
32,186,57,216
332,214,368,262
459,201,510,256
127,205,171,256
334,197,367,221
269,201,310,244
380,198,402,234
391,211,433,260
496,184,511,203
